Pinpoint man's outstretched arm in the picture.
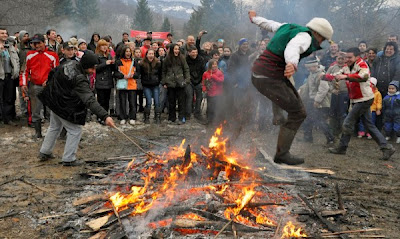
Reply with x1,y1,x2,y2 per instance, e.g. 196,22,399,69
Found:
248,10,284,33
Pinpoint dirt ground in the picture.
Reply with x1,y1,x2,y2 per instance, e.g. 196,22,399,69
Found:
0,114,399,239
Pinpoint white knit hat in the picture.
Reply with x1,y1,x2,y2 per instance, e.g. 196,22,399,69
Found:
306,18,333,41
370,77,377,86
77,38,86,46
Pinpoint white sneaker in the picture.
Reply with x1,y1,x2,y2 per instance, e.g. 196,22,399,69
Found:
385,136,390,141
120,120,126,125
129,120,135,125
396,137,400,144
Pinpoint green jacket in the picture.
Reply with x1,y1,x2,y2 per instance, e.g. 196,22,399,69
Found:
267,23,321,59
161,57,190,88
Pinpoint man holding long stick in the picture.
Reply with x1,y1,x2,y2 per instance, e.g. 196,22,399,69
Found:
248,10,333,165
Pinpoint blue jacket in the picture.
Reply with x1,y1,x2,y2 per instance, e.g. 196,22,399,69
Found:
383,92,400,118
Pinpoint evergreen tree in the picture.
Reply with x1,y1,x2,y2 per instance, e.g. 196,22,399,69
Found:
133,0,154,31
75,0,99,25
160,17,174,34
54,0,74,19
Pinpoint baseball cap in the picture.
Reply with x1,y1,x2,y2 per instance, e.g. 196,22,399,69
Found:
63,41,75,49
31,34,45,43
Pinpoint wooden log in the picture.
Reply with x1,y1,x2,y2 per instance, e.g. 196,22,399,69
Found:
335,183,344,210
88,208,113,217
0,211,20,219
39,213,75,220
320,228,383,236
86,215,112,231
18,178,60,198
88,231,108,239
73,194,109,206
298,193,350,239
320,210,347,217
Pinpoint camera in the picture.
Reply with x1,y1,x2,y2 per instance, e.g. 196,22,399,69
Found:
203,31,208,34
4,40,9,48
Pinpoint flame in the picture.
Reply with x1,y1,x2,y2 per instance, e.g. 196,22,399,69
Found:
148,218,173,229
281,221,307,238
177,213,206,221
107,126,306,233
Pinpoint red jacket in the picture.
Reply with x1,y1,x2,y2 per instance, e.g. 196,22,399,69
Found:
20,48,59,86
140,45,150,59
345,58,374,103
202,69,224,97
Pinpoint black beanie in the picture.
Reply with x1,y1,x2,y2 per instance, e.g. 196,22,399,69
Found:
81,52,100,69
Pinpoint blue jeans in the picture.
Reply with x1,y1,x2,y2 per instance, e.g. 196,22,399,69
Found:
359,111,376,133
339,99,387,149
143,86,160,108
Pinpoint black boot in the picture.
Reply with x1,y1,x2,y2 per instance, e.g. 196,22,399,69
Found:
144,107,150,124
381,144,395,160
328,146,347,155
155,107,161,124
274,126,304,165
34,121,42,139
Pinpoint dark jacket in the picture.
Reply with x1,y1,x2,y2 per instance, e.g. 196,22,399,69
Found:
227,49,253,89
161,55,190,88
139,58,162,87
95,54,123,89
371,54,400,96
38,61,108,125
382,93,400,121
186,54,206,85
88,33,100,52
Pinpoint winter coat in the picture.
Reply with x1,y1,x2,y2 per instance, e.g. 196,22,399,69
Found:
116,58,140,90
161,56,190,88
139,58,162,87
140,45,150,59
320,52,337,70
0,45,20,80
88,33,100,52
202,69,224,97
371,54,400,96
38,60,108,125
20,47,59,86
95,54,123,90
382,92,400,121
300,68,331,107
18,42,31,72
227,49,253,88
345,58,374,103
325,63,350,94
186,55,206,86
370,89,382,112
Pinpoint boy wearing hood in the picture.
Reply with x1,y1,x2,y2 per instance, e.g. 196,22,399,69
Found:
382,81,400,143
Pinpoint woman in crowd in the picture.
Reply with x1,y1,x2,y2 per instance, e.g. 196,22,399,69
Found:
95,39,123,124
161,44,190,124
140,49,163,124
366,48,378,68
88,32,100,52
116,46,140,125
56,34,64,44
202,59,224,125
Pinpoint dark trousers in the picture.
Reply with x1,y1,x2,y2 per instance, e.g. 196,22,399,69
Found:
339,99,387,149
137,90,144,111
167,87,185,122
0,74,15,123
96,88,111,113
303,100,334,142
186,83,203,117
329,92,349,136
207,95,221,125
252,75,307,131
118,90,137,120
384,114,400,137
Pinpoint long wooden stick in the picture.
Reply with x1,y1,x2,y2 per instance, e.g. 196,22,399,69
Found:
320,228,383,236
112,126,152,157
111,204,122,226
18,178,59,198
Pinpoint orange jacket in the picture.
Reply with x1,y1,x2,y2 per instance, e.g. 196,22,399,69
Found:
370,88,382,112
117,58,137,90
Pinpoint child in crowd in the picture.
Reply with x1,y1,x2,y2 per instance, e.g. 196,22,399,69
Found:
300,59,334,144
325,52,350,137
358,77,381,139
382,81,400,143
202,59,224,125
